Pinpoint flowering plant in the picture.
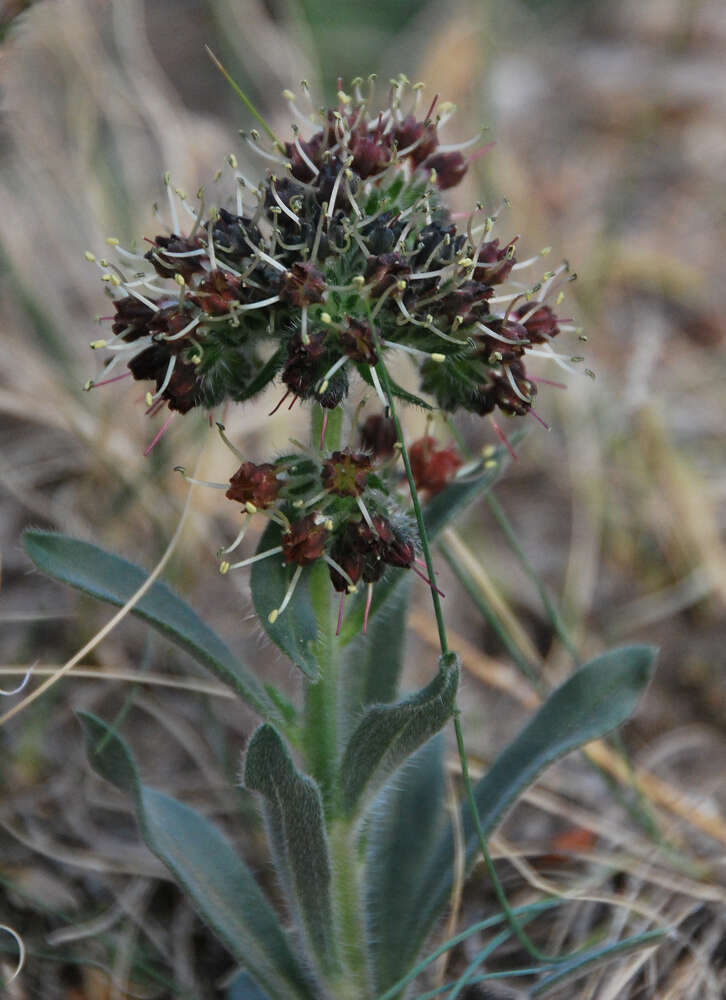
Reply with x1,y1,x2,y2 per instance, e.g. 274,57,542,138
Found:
25,70,656,998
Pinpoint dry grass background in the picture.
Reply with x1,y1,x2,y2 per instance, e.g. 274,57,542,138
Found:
1,0,725,997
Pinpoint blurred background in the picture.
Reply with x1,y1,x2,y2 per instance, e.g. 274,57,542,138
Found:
1,0,725,996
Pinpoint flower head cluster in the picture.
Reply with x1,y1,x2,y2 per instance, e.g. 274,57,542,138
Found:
85,75,578,452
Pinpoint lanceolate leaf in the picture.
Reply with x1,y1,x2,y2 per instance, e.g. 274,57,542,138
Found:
250,521,319,679
365,736,447,996
24,531,279,721
244,724,339,976
337,653,459,819
338,436,520,644
406,645,657,972
78,712,316,1000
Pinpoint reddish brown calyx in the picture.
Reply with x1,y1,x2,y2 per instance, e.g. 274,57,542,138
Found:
423,151,468,189
340,317,378,364
472,238,519,285
513,303,560,343
145,234,205,281
409,436,463,496
364,253,411,297
279,262,326,307
321,450,372,497
190,270,242,316
393,114,439,165
281,514,330,566
226,462,281,509
112,296,157,342
360,413,397,458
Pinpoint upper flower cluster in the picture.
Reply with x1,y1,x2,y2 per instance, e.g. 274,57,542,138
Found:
85,74,577,450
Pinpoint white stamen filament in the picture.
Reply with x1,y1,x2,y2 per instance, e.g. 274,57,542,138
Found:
368,365,388,409
436,130,485,154
294,135,320,176
237,294,281,312
318,354,348,389
323,554,356,590
271,180,302,227
166,177,180,234
504,365,531,403
148,354,177,402
243,237,287,273
269,564,303,622
476,321,525,346
163,315,201,341
220,516,250,555
227,545,283,570
206,221,217,271
241,133,290,167
157,247,206,259
356,495,375,531
326,162,348,220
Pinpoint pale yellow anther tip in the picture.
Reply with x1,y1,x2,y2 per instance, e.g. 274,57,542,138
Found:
282,89,295,100
109,274,122,287
245,501,257,515
145,392,153,407
431,353,445,364
482,444,496,457
227,153,238,168
106,237,120,246
484,460,498,469
319,379,329,394
351,275,365,286
84,251,96,262
175,273,186,286
325,519,334,531
321,312,332,324
219,561,230,575
396,280,407,290
89,339,106,350
268,609,279,624
83,379,93,391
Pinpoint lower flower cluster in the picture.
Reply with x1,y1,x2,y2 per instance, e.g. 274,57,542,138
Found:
186,417,467,633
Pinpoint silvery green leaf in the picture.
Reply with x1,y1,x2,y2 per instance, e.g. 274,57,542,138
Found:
78,712,316,1000
244,724,339,976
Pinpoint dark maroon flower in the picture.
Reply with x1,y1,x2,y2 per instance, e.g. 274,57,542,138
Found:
112,296,156,342
128,344,199,413
364,253,411,297
393,114,439,165
145,234,205,281
189,270,242,316
472,238,518,285
512,303,560,343
280,262,326,307
321,450,371,497
226,462,280,509
281,514,330,566
360,414,397,458
349,130,392,179
340,317,378,364
409,437,463,496
422,151,468,189
476,317,529,364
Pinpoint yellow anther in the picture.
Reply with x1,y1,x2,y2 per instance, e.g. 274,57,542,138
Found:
83,379,93,391
145,392,153,407
175,273,185,286
541,246,552,256
191,354,201,365
214,169,222,182
245,501,257,515
101,274,111,282
482,444,496,457
555,291,565,305
109,274,122,287
325,519,334,531
268,609,279,624
484,460,498,469
219,561,230,575
106,237,120,246
84,251,96,262
174,187,186,200
396,279,407,291
227,153,238,169
439,101,455,114
319,379,330,394
283,89,295,101
458,257,473,268
351,275,365,287
321,312,332,324
163,171,171,185
89,339,107,350
431,353,445,363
